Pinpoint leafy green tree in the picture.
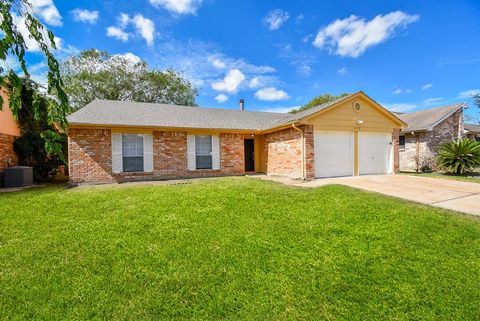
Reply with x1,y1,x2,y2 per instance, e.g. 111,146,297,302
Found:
62,49,198,110
436,139,480,175
290,93,349,114
13,79,66,182
0,0,68,126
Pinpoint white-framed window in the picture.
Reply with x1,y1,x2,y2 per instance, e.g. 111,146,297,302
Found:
187,134,220,171
122,134,144,172
112,133,153,174
195,135,213,169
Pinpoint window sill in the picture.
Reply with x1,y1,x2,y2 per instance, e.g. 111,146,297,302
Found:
115,171,154,176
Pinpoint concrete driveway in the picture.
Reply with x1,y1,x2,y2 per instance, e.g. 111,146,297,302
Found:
298,175,480,216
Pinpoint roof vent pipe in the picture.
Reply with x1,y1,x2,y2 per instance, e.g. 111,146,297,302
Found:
239,99,245,111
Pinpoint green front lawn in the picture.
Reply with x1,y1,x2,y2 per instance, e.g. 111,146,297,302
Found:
400,171,480,183
1,178,479,320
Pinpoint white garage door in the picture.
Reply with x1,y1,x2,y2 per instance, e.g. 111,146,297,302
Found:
359,132,392,175
314,131,353,178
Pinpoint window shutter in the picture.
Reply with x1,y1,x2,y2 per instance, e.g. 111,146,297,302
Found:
112,133,123,173
187,134,196,170
143,134,153,172
212,135,220,170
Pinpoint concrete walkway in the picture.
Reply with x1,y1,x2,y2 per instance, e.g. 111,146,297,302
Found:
256,175,480,216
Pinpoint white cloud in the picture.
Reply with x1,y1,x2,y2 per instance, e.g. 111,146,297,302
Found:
143,39,278,95
386,103,416,113
12,14,61,52
263,9,290,30
392,89,403,94
71,9,99,24
313,11,419,57
255,87,290,101
458,89,480,99
107,13,155,46
405,89,412,93
421,83,433,90
149,0,203,15
214,94,228,103
423,97,443,105
338,67,347,75
249,77,261,89
118,52,142,65
132,14,155,46
119,13,130,27
212,69,245,93
30,0,62,26
302,34,313,43
210,58,226,69
106,26,130,42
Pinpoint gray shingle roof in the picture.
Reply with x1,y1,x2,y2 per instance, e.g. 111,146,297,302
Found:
67,95,359,131
465,123,480,133
395,104,464,132
67,99,290,131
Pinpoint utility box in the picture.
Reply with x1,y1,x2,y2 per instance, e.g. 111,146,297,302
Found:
4,166,33,188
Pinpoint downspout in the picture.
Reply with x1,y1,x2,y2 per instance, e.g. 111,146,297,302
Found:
292,123,306,180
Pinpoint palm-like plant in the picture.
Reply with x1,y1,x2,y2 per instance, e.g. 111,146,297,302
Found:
436,139,480,175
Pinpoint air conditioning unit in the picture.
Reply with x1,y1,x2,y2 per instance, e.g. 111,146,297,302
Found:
4,166,33,188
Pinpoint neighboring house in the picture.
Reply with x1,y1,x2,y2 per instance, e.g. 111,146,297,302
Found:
66,91,406,185
0,90,20,184
395,104,464,171
465,123,480,141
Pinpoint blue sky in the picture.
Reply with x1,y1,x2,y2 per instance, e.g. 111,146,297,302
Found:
13,0,480,119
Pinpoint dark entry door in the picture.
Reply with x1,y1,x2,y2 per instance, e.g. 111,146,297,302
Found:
244,139,255,172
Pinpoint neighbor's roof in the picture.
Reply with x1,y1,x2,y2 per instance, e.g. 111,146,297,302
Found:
67,99,289,131
465,123,480,133
395,104,464,132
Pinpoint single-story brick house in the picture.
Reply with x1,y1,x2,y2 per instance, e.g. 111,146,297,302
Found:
0,90,20,185
394,104,464,171
66,91,407,185
465,123,480,141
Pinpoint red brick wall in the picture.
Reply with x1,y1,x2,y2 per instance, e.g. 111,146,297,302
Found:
392,129,400,173
153,131,188,177
264,127,305,179
220,133,244,174
0,133,18,184
68,129,246,184
68,128,115,184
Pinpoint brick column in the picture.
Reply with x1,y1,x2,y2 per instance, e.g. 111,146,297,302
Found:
392,129,400,173
303,125,315,180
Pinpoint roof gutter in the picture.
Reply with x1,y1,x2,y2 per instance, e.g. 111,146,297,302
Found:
292,123,306,180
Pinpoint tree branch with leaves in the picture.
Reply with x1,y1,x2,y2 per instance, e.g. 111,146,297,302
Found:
0,0,68,129
62,49,198,110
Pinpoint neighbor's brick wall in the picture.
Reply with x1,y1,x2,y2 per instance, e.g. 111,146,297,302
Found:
0,133,18,184
68,128,115,184
68,129,245,184
264,126,307,179
398,109,463,171
429,109,463,151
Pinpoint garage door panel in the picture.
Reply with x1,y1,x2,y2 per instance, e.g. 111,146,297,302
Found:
359,132,392,175
314,131,353,178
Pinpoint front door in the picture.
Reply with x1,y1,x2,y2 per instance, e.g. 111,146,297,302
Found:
244,139,255,172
